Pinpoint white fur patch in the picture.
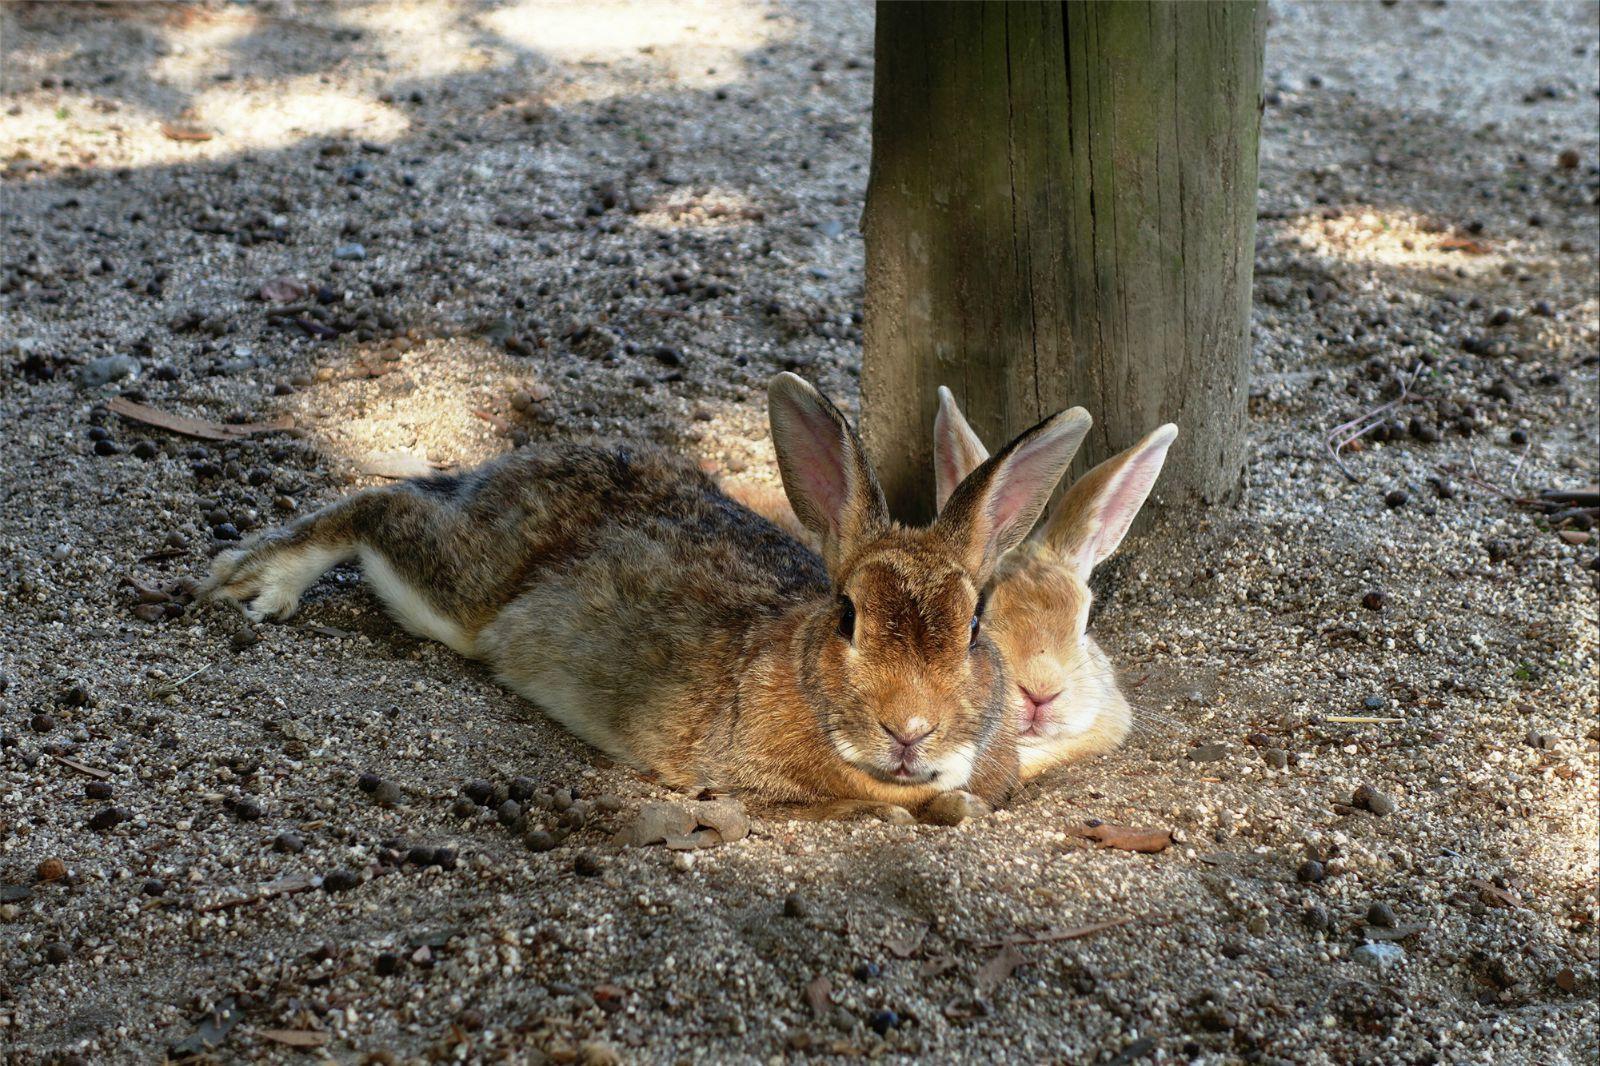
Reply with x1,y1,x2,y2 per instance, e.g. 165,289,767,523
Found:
927,744,976,788
495,668,629,759
359,547,473,655
235,542,352,621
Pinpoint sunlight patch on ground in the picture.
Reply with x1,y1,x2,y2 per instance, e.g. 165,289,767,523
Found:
482,0,782,103
340,0,504,81
631,186,770,231
1283,208,1520,281
190,77,411,151
0,84,409,170
148,8,254,88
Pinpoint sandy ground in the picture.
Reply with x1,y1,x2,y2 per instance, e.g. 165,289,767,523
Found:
1,1,1597,1063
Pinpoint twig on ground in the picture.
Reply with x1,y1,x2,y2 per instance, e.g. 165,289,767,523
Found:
1322,363,1424,481
975,913,1177,949
1437,463,1539,506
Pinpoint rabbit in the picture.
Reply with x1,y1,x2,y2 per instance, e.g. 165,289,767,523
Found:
932,388,1177,781
203,374,1093,822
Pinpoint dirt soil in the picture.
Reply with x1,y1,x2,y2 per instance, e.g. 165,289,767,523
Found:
2,2,1597,1063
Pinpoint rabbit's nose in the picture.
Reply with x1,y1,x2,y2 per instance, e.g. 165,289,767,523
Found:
1021,686,1062,710
881,720,933,748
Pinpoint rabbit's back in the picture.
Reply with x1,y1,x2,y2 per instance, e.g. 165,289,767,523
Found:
372,443,827,626
403,444,826,770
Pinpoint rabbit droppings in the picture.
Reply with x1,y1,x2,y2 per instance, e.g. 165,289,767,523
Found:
204,375,1092,823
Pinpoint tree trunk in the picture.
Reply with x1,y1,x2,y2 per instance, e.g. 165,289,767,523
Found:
861,0,1266,523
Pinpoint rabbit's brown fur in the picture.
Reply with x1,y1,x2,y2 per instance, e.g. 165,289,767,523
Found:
207,376,1090,819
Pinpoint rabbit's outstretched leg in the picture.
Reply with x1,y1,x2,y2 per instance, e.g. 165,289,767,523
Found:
203,491,376,623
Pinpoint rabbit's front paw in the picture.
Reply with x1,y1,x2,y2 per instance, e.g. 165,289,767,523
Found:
205,546,304,622
919,790,993,826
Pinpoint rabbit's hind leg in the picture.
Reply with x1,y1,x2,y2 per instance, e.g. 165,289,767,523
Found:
204,496,369,622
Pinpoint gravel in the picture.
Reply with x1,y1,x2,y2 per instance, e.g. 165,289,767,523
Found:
1,1,1596,1063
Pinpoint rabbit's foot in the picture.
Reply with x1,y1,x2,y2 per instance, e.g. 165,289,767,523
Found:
918,790,993,826
205,540,347,622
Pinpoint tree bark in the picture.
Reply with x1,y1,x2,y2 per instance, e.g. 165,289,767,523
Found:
862,0,1267,523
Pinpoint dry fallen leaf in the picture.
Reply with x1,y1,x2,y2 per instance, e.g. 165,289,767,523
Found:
257,1029,329,1048
886,924,929,958
977,915,1142,949
1065,822,1173,853
106,398,292,442
973,944,1025,994
259,276,309,303
1469,878,1522,909
161,122,214,142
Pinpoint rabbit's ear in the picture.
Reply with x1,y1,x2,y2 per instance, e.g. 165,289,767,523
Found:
1044,424,1178,579
935,407,1092,581
768,373,889,568
933,386,990,514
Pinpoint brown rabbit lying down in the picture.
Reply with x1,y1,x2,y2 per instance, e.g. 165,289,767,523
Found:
722,390,1177,784
204,375,1091,822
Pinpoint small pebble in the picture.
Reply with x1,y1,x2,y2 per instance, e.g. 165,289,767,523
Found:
853,962,881,981
463,779,495,806
525,830,557,853
141,878,166,897
375,952,402,975
323,869,361,892
274,831,305,854
1361,590,1386,611
497,799,524,827
1352,942,1405,970
371,780,405,807
1367,902,1398,928
508,776,536,802
1296,859,1326,884
573,853,603,877
44,942,71,965
36,858,66,882
1187,742,1228,763
1261,749,1289,770
783,893,811,919
357,772,382,793
1352,784,1396,816
450,797,479,819
868,1009,899,1035
1384,489,1408,509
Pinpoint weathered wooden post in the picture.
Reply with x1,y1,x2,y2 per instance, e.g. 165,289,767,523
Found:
862,1,1267,522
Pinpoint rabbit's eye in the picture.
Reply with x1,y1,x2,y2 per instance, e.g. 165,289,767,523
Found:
837,595,856,642
968,593,986,649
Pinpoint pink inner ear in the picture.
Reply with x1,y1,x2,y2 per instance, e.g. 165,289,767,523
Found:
784,403,850,530
935,449,965,514
984,429,1076,546
1083,443,1170,569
